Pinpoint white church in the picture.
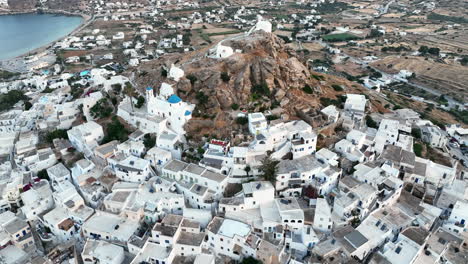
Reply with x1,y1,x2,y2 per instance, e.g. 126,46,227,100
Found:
117,82,194,137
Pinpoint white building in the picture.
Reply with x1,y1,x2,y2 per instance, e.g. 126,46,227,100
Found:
117,83,194,136
113,155,152,183
219,181,274,213
421,125,448,149
344,94,367,123
248,112,268,135
82,211,139,242
206,217,252,260
46,162,72,190
444,200,468,234
169,64,184,81
313,198,333,233
145,147,172,172
20,180,54,221
321,105,340,123
82,239,125,264
213,44,234,58
42,206,79,242
67,121,104,157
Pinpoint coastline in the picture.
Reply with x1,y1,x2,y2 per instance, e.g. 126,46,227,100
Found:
0,9,92,66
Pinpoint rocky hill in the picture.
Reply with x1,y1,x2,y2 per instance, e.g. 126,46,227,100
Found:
135,31,378,139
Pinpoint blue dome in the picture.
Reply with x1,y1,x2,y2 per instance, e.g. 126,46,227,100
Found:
146,86,153,91
80,70,90,77
167,94,182,104
184,110,192,116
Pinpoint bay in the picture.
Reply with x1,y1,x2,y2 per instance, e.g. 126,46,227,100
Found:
0,13,83,60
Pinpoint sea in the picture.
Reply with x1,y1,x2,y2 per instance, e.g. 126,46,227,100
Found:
0,13,83,60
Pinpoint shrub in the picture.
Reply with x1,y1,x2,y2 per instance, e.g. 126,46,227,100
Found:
90,98,113,119
411,128,422,139
331,84,344,91
251,82,270,96
187,74,197,85
303,84,313,94
24,101,33,110
196,91,208,105
0,90,30,112
37,169,50,181
102,117,129,143
366,116,378,128
221,72,230,83
236,116,248,125
136,95,145,108
46,129,68,143
413,143,423,157
231,103,239,110
267,115,279,121
143,134,156,149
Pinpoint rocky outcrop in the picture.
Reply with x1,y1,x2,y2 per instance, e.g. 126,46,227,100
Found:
177,32,318,111
136,31,324,139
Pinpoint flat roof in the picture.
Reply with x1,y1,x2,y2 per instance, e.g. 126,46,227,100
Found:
218,219,250,238
163,160,188,172
344,230,368,249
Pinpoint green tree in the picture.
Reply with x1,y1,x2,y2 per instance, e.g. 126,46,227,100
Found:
221,72,230,83
241,257,262,264
419,45,429,54
37,169,50,181
187,74,197,85
161,68,168,78
331,84,343,91
413,143,423,157
428,47,440,56
24,101,33,110
231,103,239,110
259,156,279,184
90,98,113,119
143,134,156,149
244,165,251,177
302,84,313,94
46,129,69,143
461,56,468,66
366,116,378,128
411,128,422,139
136,95,145,108
236,117,248,125
102,117,129,143
252,82,270,97
0,90,30,112
196,91,208,105
369,28,383,38
123,82,136,111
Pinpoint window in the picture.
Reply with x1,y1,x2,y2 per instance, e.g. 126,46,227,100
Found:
395,246,402,254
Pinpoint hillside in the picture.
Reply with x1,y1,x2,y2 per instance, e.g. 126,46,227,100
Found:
134,31,385,139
